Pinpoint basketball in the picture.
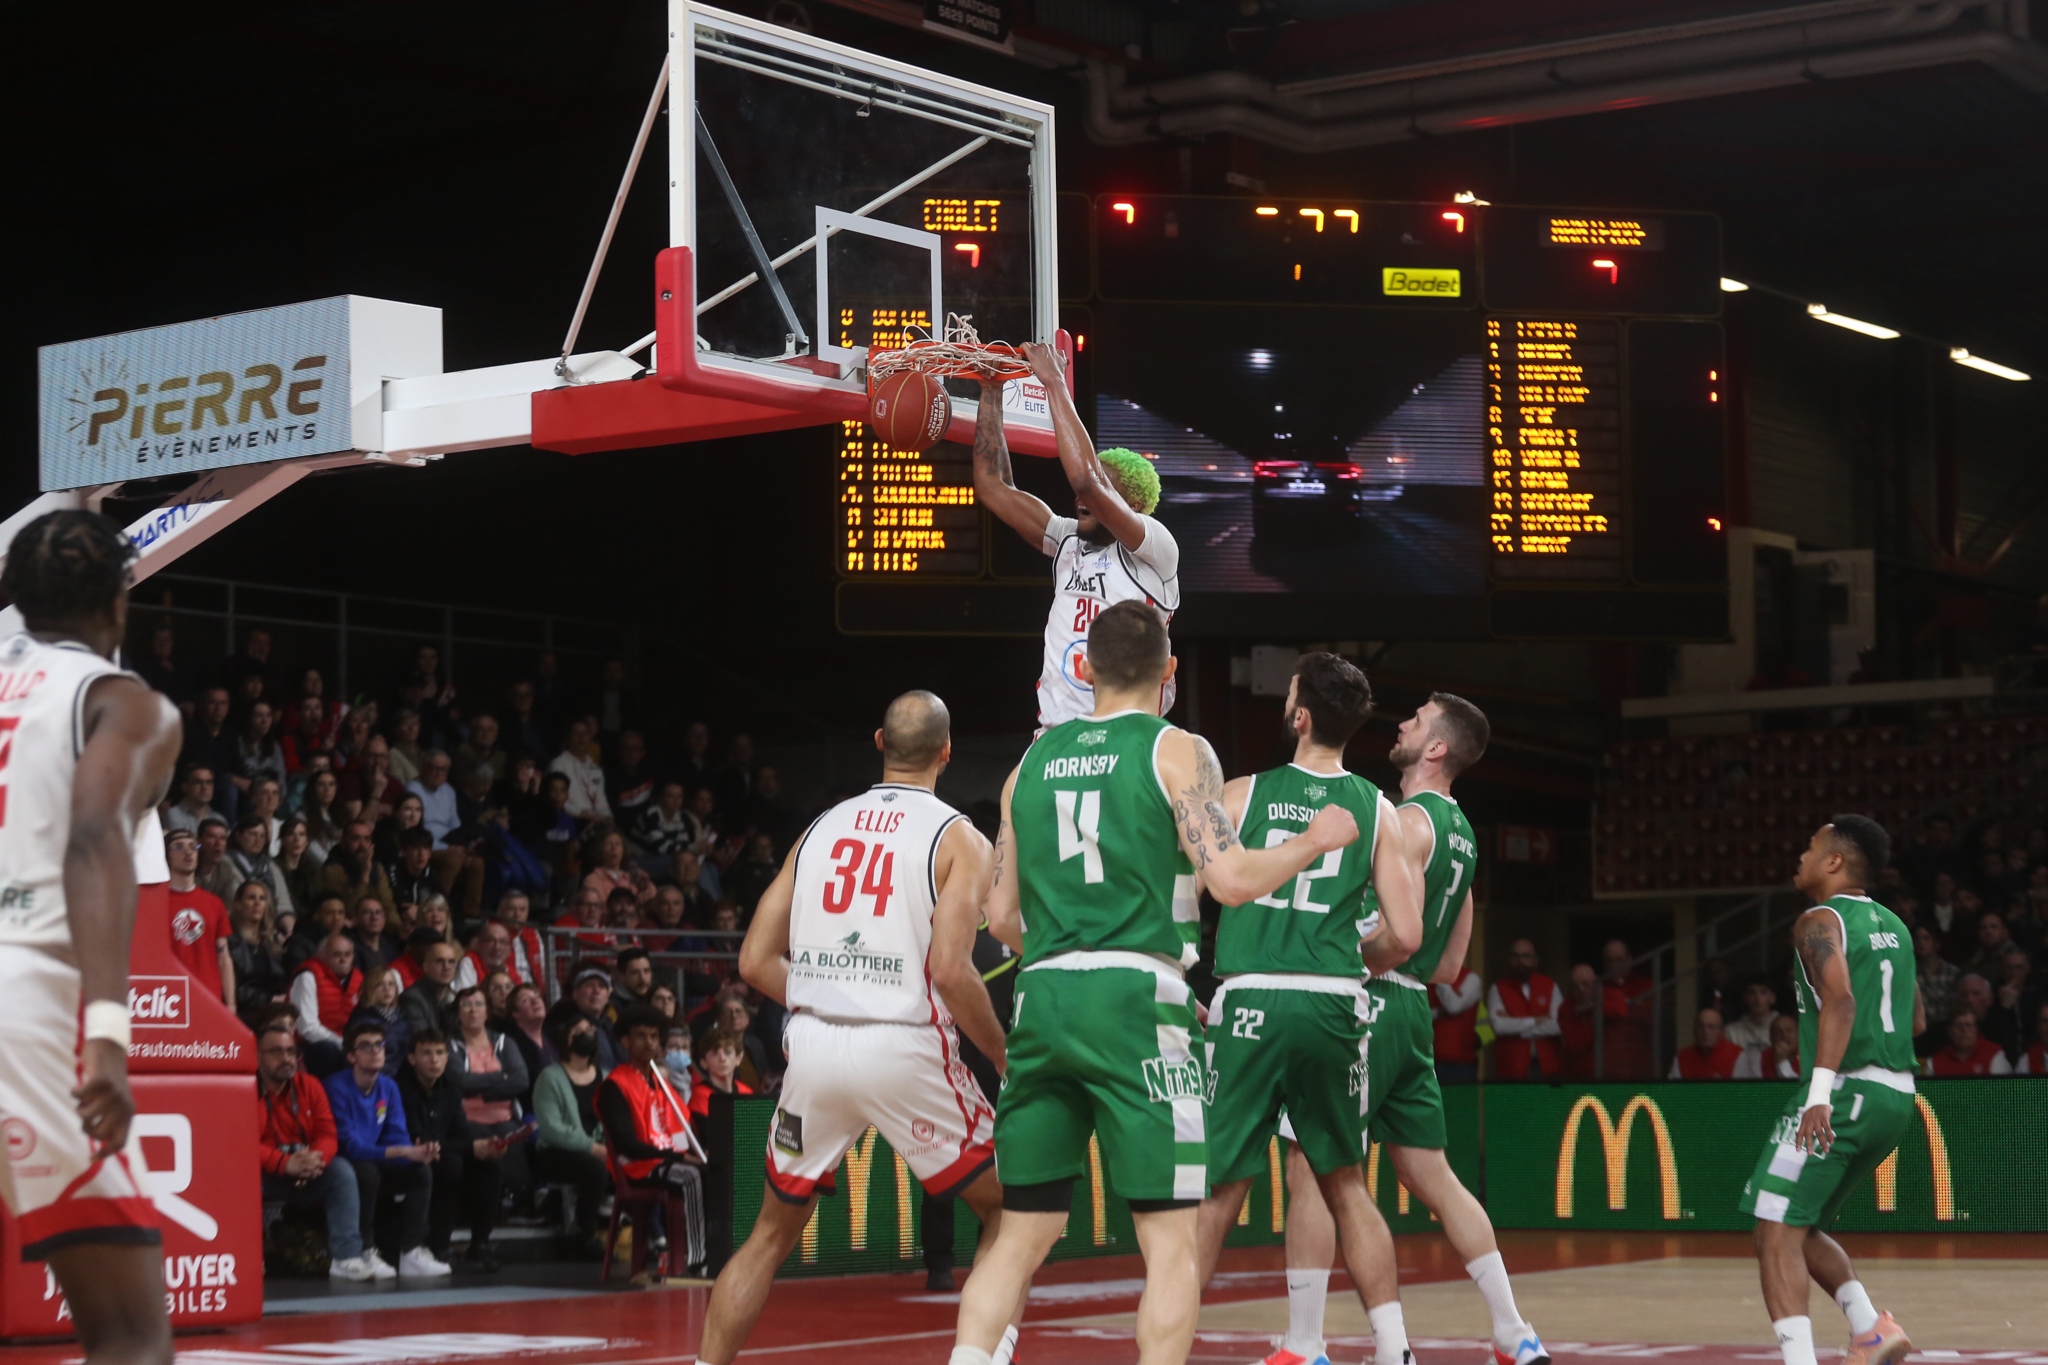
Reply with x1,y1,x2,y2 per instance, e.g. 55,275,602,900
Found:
868,371,951,451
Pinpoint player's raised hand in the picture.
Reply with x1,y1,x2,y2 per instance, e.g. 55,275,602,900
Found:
1020,340,1065,387
1303,802,1360,853
73,1037,136,1157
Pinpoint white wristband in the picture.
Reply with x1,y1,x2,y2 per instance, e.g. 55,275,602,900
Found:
83,1000,131,1049
1803,1067,1837,1113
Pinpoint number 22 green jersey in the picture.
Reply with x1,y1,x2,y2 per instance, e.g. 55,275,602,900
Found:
1012,711,1199,969
1792,894,1917,1074
1213,764,1385,978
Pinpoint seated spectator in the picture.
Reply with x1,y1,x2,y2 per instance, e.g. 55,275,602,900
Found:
281,695,333,774
166,828,233,1009
1954,973,1996,1043
1558,963,1600,1079
415,893,458,945
276,817,325,916
227,814,294,919
505,984,556,1092
388,925,439,989
670,852,717,924
571,967,627,1071
301,769,348,861
555,885,616,949
635,783,693,865
344,734,408,828
1430,964,1483,1085
493,890,546,983
2016,1002,2048,1074
688,1027,755,1121
1697,955,1733,1017
388,708,425,784
408,750,461,848
551,719,611,823
182,687,241,819
1968,912,2016,979
285,893,350,974
586,828,656,906
598,1005,707,1275
292,932,363,1077
681,786,722,865
404,1026,521,1273
235,700,288,805
723,834,780,918
456,918,522,992
457,713,510,790
662,1023,693,1100
323,1022,443,1277
228,880,290,1028
1723,978,1778,1060
196,817,239,903
246,776,287,853
741,766,797,854
649,984,680,1021
1597,939,1655,1080
1914,923,1960,1047
1669,1007,1744,1079
532,1013,611,1258
678,901,742,994
255,1014,384,1281
485,971,517,1028
608,947,656,1022
1924,1010,2013,1075
346,967,411,1078
605,885,642,932
1986,945,2036,1058
349,896,404,974
137,620,191,711
1762,1012,1801,1078
605,730,658,829
389,826,441,917
714,992,768,1087
164,764,223,836
322,820,398,921
1487,938,1564,1081
401,940,462,1038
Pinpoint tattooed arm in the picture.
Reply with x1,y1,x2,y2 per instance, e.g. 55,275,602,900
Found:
1156,729,1358,906
1792,905,1855,1152
983,766,1025,955
973,379,1055,545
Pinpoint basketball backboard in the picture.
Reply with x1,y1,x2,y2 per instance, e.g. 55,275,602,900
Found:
654,2,1062,444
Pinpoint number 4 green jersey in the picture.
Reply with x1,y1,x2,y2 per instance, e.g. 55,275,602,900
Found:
1791,894,1917,1074
1390,791,1477,983
1012,711,1199,969
1214,764,1385,977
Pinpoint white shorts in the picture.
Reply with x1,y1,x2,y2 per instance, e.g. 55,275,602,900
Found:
0,945,157,1257
765,1013,994,1202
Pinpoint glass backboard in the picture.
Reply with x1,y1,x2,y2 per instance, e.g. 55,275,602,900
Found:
670,2,1056,433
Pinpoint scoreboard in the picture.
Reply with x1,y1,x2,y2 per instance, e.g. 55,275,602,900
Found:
1488,318,1622,580
836,419,980,576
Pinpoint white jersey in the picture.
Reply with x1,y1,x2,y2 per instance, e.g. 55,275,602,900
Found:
0,633,163,951
1037,514,1182,730
786,783,968,1026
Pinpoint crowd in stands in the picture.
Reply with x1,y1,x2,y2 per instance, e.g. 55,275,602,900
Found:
148,625,796,1283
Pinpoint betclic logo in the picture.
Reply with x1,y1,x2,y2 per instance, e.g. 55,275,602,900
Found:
127,975,190,1029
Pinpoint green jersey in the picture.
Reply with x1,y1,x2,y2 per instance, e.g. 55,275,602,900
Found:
1791,894,1917,1074
1392,790,1477,983
1013,711,1198,969
1214,765,1384,977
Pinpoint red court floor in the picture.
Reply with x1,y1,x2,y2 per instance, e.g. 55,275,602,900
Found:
2,1233,2042,1365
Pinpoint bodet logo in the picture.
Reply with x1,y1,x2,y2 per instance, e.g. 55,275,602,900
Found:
128,975,191,1029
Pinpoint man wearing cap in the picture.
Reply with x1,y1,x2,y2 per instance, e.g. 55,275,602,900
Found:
572,966,626,1071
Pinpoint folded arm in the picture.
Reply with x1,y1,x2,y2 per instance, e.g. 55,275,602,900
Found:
1156,729,1358,907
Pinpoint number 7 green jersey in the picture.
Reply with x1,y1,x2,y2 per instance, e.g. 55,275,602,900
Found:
1012,711,1199,969
1213,764,1385,977
1391,790,1476,983
1792,894,1917,1074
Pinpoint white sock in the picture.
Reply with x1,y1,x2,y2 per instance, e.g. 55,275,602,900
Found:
1283,1269,1330,1356
1774,1315,1816,1365
1369,1301,1411,1365
949,1350,994,1365
991,1325,1020,1365
1834,1281,1880,1336
1466,1251,1529,1345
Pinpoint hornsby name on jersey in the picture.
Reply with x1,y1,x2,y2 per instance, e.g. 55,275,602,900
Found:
1043,753,1120,780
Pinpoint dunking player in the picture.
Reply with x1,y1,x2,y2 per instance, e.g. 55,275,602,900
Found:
0,511,181,1365
1274,694,1549,1365
1194,653,1424,1365
974,344,1181,729
697,691,1021,1365
950,603,1359,1365
1740,817,1920,1365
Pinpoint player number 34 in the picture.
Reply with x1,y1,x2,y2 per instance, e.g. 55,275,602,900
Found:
822,837,896,915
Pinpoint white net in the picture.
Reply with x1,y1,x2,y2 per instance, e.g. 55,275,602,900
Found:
865,313,1033,383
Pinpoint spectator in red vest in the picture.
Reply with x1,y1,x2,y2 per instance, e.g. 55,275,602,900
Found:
1559,963,1600,1078
291,932,364,1077
1668,1007,1743,1079
166,827,233,1007
1431,964,1484,1084
1924,1010,2012,1075
598,1005,708,1277
1597,938,1655,1080
1743,1012,1802,1079
554,884,616,949
494,889,546,984
2016,1002,2048,1075
254,1013,380,1281
455,918,521,992
1488,938,1563,1080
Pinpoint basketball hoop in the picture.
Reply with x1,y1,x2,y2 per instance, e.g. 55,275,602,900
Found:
865,314,1034,384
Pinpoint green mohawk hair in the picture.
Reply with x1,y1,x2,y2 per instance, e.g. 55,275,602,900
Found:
1096,447,1161,515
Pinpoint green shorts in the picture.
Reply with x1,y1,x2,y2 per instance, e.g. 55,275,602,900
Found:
1738,1075,1916,1228
995,954,1208,1203
1363,976,1447,1151
1206,976,1369,1182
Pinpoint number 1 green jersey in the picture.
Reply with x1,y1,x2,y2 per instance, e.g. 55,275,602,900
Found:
1390,790,1476,983
1213,764,1384,977
1792,894,1917,1074
1012,711,1199,969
